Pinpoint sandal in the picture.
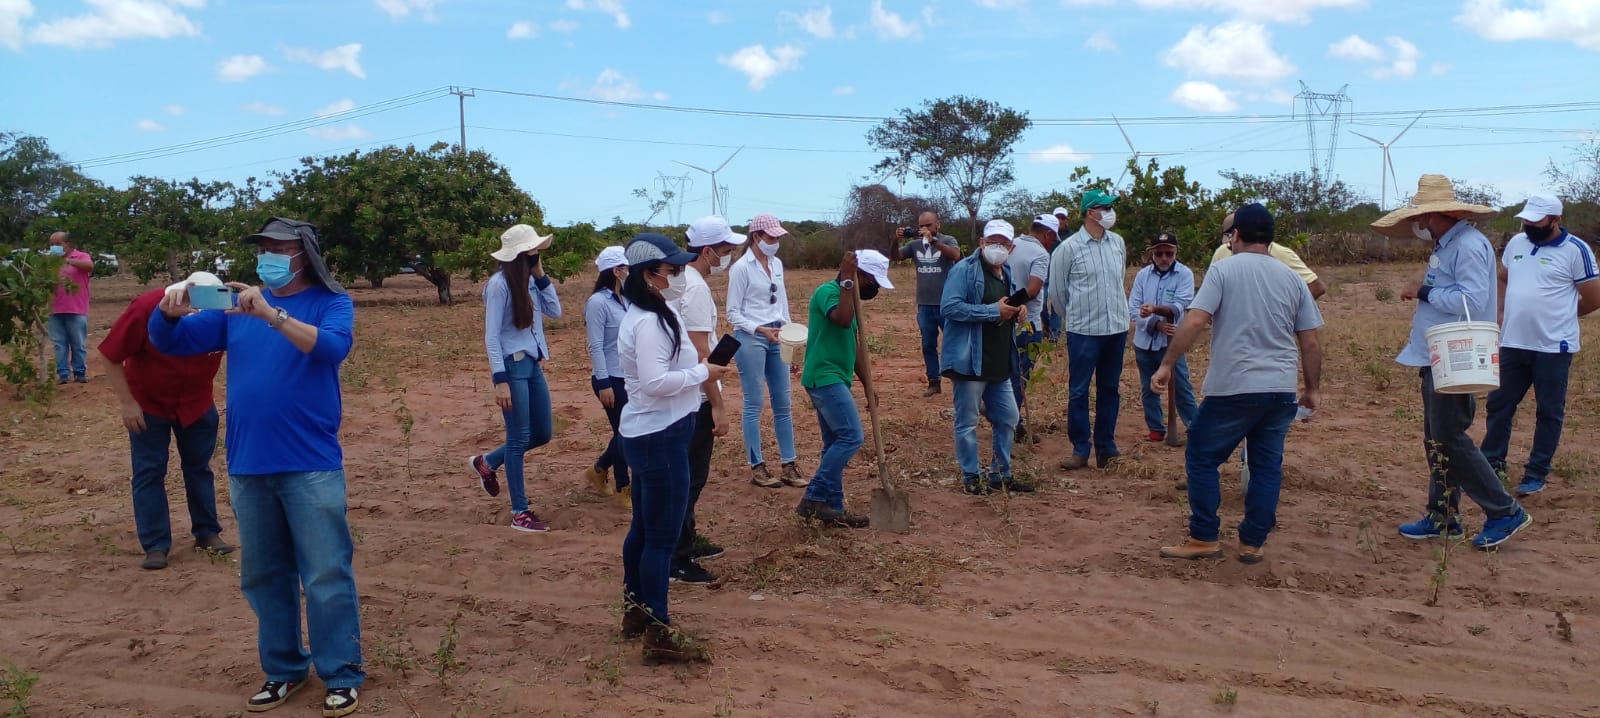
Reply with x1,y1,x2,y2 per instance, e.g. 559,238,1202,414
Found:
245,680,302,712
323,687,359,717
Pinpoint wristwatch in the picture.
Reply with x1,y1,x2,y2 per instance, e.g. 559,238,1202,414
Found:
270,307,289,330
839,279,856,290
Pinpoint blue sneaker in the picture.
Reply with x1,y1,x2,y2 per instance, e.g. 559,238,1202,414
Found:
1398,515,1465,540
1514,478,1546,496
1472,509,1533,549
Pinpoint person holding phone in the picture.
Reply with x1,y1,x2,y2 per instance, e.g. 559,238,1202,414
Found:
47,231,96,384
584,246,632,509
466,224,562,533
940,220,1030,496
615,233,729,663
726,213,806,488
897,211,961,397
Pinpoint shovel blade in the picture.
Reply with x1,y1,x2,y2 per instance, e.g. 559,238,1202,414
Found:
869,486,912,533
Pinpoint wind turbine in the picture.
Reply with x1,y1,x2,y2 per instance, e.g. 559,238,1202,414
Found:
1112,115,1141,188
675,146,743,217
1350,112,1424,210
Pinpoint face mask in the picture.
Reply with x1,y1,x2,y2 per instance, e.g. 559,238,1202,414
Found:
710,250,732,274
1096,208,1117,230
47,245,65,256
664,270,687,299
257,252,302,289
758,240,781,257
1410,221,1433,242
860,284,880,300
1523,223,1557,243
981,244,1011,266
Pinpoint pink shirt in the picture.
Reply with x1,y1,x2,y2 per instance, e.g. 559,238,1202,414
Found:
53,249,93,315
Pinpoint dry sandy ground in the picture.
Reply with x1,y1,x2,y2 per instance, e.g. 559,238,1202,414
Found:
2,263,1598,718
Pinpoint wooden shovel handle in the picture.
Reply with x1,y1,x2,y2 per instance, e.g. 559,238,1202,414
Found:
850,285,892,491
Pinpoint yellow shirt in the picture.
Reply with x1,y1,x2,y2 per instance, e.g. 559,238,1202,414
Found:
1211,242,1318,284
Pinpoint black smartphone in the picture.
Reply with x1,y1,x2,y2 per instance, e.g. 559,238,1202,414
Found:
707,334,741,366
1005,288,1032,307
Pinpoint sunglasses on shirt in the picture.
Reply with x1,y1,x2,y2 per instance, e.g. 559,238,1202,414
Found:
769,283,778,305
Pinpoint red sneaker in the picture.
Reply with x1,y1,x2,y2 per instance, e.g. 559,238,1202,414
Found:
467,455,500,497
1145,431,1165,442
512,510,550,532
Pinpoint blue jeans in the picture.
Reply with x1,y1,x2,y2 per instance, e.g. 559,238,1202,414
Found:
733,326,797,467
1134,347,1198,433
592,376,630,491
1010,326,1042,411
804,382,863,512
129,407,222,552
486,355,553,513
1066,332,1127,458
1481,347,1571,484
231,470,364,689
916,305,943,383
47,313,88,380
621,413,695,624
1184,393,1297,547
953,378,1018,479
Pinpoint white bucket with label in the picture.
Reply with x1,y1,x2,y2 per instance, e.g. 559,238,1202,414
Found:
778,323,808,364
1425,320,1500,394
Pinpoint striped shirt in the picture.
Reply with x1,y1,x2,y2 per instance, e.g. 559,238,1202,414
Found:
1048,226,1129,337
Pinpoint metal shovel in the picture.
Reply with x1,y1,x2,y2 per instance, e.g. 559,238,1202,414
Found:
852,285,911,533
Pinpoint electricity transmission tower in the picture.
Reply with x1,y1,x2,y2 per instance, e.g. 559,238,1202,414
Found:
654,172,692,225
1294,82,1351,180
675,147,742,217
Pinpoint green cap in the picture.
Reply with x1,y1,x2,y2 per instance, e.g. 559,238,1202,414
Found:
1080,188,1118,214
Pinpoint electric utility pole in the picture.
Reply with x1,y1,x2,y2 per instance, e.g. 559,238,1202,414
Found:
449,86,475,153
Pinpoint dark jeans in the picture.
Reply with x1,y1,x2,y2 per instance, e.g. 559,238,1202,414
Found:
1010,326,1043,412
1420,368,1519,519
804,382,863,512
1134,347,1198,433
1066,331,1127,458
129,407,223,552
592,376,631,491
1184,393,1297,547
1480,347,1571,484
486,355,553,513
620,412,695,624
917,304,943,383
674,402,714,565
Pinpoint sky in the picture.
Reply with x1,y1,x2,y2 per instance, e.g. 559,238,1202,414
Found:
3,0,1598,228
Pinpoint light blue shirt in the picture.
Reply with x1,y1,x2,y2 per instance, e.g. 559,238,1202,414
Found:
1048,226,1128,336
484,271,562,383
1396,220,1497,367
1127,261,1195,352
584,288,627,380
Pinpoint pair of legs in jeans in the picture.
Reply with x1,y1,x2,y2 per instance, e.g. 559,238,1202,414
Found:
803,382,862,511
129,407,223,552
231,470,365,691
733,327,797,468
916,305,942,388
1066,331,1127,460
486,355,554,515
1417,368,1521,522
1183,393,1297,548
1480,347,1572,492
592,376,630,492
621,413,695,623
47,312,88,381
1134,347,1198,435
674,402,715,567
953,377,1018,483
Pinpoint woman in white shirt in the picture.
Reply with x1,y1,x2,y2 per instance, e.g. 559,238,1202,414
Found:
583,246,631,509
725,214,807,488
616,234,728,664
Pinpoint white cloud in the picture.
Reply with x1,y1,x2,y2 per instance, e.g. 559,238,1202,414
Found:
833,84,856,95
574,68,668,102
1084,29,1116,51
216,53,269,81
0,0,34,52
314,98,357,118
506,20,536,39
869,0,920,39
134,118,165,132
548,18,578,32
707,10,729,24
28,0,203,49
284,43,365,79
240,101,285,115
163,103,184,115
306,125,372,141
565,0,628,29
782,6,834,38
1327,33,1382,61
1430,61,1451,76
1162,21,1295,83
718,43,804,90
1373,35,1419,78
1169,81,1238,112
1031,143,1089,163
1132,0,1363,24
975,0,1024,8
374,0,436,21
1456,0,1600,51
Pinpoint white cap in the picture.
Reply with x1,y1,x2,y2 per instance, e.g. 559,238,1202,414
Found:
1052,206,1071,218
854,249,895,289
982,219,1015,241
594,246,627,272
1032,214,1060,233
1515,194,1563,223
687,215,748,248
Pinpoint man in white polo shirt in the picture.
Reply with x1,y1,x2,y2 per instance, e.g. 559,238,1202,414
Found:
1480,194,1600,496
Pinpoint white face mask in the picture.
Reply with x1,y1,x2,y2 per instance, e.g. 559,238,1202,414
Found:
711,252,732,274
758,240,781,257
981,244,1011,266
1096,208,1117,230
1411,221,1433,242
665,271,688,298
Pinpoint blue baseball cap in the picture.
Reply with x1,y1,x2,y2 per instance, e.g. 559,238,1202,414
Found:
625,233,697,267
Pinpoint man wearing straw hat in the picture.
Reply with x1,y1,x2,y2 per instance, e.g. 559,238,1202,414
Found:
1377,174,1532,549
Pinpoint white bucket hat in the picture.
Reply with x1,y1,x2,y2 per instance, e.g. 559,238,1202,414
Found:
491,224,554,262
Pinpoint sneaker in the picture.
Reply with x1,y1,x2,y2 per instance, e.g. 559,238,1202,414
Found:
750,463,782,488
1237,544,1265,564
511,510,549,533
73,375,88,384
991,473,1035,493
1096,451,1123,469
195,534,235,554
922,381,941,398
669,562,719,585
57,376,68,385
1472,508,1533,549
1159,537,1224,560
246,680,303,712
1514,478,1546,496
795,499,869,529
141,549,168,570
1059,454,1088,471
585,465,613,495
614,485,633,511
322,687,358,718
961,474,995,496
621,604,650,639
1397,515,1465,540
1146,431,1166,442
467,455,500,497
690,535,725,561
780,462,810,488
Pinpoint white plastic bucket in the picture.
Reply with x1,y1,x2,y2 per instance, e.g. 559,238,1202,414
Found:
778,323,808,364
1425,320,1500,394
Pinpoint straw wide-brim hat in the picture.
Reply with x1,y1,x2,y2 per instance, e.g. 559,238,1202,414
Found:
1371,174,1497,239
491,224,553,262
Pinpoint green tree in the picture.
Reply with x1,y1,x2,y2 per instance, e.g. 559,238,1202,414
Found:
1218,169,1369,237
867,96,1031,243
1116,160,1247,267
990,186,1080,234
0,132,90,249
0,251,64,402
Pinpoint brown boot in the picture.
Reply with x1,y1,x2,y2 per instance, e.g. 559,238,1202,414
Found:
1059,454,1088,471
585,465,613,495
1237,543,1265,564
1159,537,1223,560
642,623,711,665
750,463,782,488
620,605,649,639
921,380,941,398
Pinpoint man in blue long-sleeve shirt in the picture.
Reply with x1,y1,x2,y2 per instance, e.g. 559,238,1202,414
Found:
149,218,364,718
1374,175,1532,550
1128,231,1198,443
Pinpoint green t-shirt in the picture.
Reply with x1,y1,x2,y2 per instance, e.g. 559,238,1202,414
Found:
802,279,856,389
980,269,1013,381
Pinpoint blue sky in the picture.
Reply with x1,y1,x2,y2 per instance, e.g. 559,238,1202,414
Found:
4,0,1598,227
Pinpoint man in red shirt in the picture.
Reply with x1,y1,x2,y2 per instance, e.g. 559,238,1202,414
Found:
97,281,232,569
48,231,95,383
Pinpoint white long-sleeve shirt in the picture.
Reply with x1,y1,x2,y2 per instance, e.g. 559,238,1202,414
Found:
618,304,709,438
725,250,792,334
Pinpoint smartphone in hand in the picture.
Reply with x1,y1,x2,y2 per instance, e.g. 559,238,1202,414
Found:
188,285,238,310
707,334,742,366
1005,288,1031,307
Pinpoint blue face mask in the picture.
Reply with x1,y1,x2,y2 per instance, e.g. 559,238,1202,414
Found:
47,245,65,256
257,251,302,289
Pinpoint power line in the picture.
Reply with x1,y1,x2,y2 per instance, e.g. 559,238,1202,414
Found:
185,127,458,177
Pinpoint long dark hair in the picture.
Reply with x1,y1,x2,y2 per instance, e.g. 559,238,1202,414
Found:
592,265,622,295
620,259,683,360
498,256,533,330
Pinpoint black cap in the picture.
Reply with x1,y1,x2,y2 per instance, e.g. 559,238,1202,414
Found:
1233,203,1274,238
1152,231,1178,247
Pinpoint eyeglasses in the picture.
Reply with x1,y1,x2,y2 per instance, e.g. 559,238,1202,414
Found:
1152,250,1176,258
1220,226,1235,238
918,223,935,229
769,282,778,305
